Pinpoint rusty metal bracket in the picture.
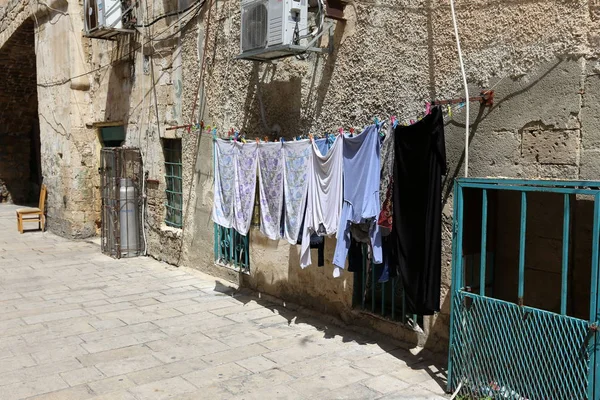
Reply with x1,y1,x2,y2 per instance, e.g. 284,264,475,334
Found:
432,90,495,108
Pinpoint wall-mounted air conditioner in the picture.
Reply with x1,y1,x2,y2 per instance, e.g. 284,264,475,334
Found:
84,0,134,40
237,0,308,61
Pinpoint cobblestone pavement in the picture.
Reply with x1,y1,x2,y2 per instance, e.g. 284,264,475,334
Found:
0,204,448,399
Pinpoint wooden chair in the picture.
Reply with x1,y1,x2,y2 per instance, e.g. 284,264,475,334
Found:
16,184,47,234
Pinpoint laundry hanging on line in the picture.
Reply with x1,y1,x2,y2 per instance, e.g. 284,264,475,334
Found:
389,106,446,315
212,140,258,236
332,124,383,278
257,142,284,240
300,134,344,268
211,105,447,315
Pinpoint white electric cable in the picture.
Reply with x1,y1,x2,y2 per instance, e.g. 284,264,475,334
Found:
140,0,151,255
449,0,469,178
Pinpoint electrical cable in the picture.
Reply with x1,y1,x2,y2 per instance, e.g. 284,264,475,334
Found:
449,0,469,178
135,0,202,27
36,0,69,15
255,72,274,133
37,1,205,88
136,1,203,42
176,0,212,266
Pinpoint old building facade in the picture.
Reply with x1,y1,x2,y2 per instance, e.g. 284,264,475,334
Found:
1,0,600,357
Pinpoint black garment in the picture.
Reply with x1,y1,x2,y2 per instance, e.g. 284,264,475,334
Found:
297,213,325,267
390,106,446,315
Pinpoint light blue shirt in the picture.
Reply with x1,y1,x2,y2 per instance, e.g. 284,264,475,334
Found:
333,124,383,270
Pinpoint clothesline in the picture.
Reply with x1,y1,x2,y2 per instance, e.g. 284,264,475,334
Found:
212,106,447,315
166,97,472,141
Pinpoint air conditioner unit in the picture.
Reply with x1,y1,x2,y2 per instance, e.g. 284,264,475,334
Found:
84,0,134,40
238,0,308,61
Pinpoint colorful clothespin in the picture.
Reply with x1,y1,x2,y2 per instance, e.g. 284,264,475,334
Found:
349,128,355,136
447,105,452,118
264,136,268,142
338,127,343,136
280,137,284,143
255,138,259,144
425,102,431,115
309,133,313,141
410,119,415,125
200,120,205,130
374,117,379,126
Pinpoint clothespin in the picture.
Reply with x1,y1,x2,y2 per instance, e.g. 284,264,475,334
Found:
200,120,205,130
255,138,259,144
280,137,284,143
338,127,343,136
374,117,379,126
425,102,431,115
211,130,217,141
349,127,355,136
410,119,415,125
264,136,268,142
447,105,452,118
392,116,399,129
309,133,313,142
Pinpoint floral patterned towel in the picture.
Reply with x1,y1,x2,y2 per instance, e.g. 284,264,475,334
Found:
282,140,312,244
258,143,284,240
212,139,258,236
213,139,235,229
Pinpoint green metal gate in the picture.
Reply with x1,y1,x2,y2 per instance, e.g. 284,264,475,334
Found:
448,178,600,399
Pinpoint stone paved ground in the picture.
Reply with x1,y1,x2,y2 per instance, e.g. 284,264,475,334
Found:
0,204,448,399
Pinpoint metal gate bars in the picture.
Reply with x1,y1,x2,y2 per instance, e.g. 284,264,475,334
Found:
99,148,144,258
447,178,600,400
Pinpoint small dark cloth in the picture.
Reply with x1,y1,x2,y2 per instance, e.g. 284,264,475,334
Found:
347,238,363,273
297,215,325,267
389,106,446,315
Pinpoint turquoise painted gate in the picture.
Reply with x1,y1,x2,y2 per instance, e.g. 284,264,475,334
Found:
447,178,600,399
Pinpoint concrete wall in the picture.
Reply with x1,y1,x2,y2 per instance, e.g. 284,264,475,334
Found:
2,0,600,356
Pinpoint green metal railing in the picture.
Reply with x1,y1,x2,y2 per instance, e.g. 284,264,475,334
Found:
213,223,250,274
164,141,183,228
448,178,600,399
353,244,422,327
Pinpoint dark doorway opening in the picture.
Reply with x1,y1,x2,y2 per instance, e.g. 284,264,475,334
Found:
0,19,40,205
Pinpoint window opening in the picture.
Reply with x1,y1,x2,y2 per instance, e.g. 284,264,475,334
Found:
100,126,126,147
214,223,250,274
163,139,183,228
352,244,423,328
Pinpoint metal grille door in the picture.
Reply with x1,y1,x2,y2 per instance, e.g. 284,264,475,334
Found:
99,148,144,258
448,178,600,400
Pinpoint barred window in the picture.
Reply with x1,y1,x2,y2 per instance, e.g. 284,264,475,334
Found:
352,244,422,328
163,139,183,228
214,224,250,274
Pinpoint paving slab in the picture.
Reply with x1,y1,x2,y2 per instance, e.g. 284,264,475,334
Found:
0,204,448,399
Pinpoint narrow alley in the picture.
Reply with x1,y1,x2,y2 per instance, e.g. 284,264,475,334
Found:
0,204,447,400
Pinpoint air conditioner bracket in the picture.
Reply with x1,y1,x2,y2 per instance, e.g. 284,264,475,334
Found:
236,21,334,62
